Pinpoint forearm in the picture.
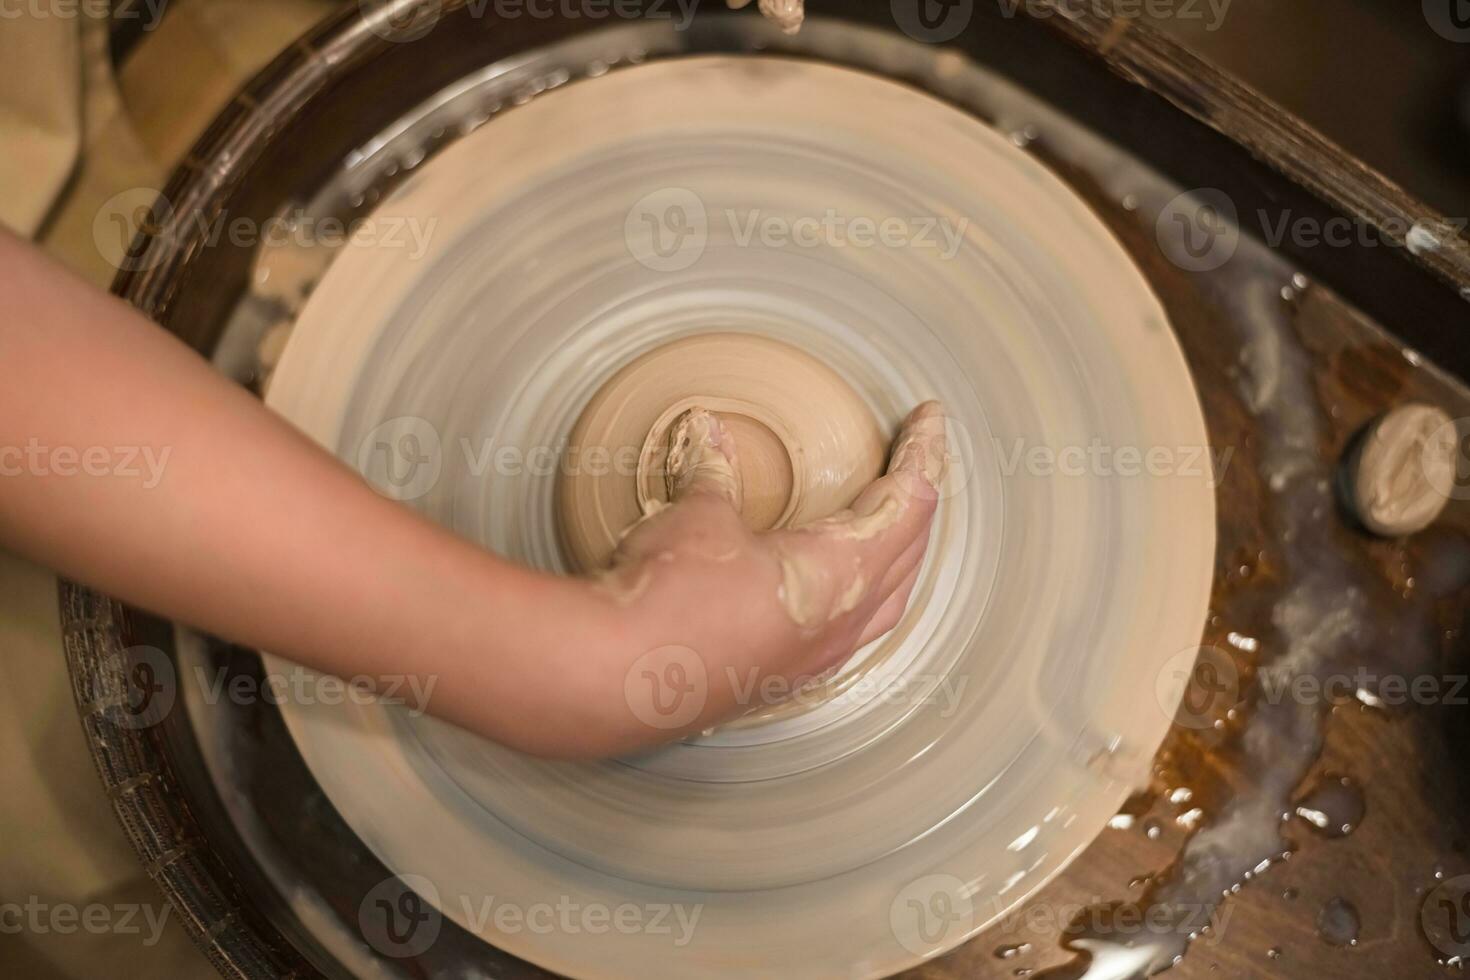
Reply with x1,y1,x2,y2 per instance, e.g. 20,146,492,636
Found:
0,231,940,760
0,229,634,754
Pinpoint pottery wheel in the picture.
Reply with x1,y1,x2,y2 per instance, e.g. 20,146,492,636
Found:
263,56,1215,978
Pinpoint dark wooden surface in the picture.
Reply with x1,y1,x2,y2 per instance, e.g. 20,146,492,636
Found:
900,143,1470,980
64,2,1470,979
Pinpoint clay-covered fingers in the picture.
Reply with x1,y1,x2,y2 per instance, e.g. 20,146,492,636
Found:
824,399,948,565
766,401,947,643
857,559,923,648
664,408,742,510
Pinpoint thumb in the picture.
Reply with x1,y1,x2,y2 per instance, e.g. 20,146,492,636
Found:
665,408,743,511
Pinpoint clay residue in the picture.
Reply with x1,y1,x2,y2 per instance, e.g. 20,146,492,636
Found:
556,333,886,573
727,0,804,33
775,544,864,632
807,495,903,542
885,400,950,490
1349,403,1455,537
665,408,743,508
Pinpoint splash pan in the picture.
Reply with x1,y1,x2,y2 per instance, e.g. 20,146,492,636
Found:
262,55,1215,978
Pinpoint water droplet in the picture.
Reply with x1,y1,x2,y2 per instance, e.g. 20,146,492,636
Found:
995,942,1033,959
1145,819,1163,841
1407,222,1440,255
1226,631,1259,653
1010,124,1040,147
1267,947,1283,960
1316,897,1360,947
1293,773,1365,838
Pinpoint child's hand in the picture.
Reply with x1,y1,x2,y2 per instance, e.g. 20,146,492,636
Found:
576,401,947,755
0,228,945,761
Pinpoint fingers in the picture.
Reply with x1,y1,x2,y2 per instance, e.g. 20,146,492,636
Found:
856,559,922,648
765,401,947,638
815,400,948,568
665,408,743,511
887,400,948,487
875,525,929,599
852,495,932,649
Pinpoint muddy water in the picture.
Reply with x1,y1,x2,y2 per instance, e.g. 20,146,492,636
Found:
206,19,1470,979
863,33,1470,980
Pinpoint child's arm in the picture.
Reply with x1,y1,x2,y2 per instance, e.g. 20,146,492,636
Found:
0,228,942,758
